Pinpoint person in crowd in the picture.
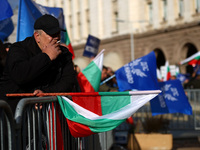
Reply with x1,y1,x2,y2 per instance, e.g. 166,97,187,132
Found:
74,64,81,75
3,42,12,52
0,14,76,113
99,66,118,92
0,40,7,76
184,65,200,89
106,67,118,89
73,63,81,92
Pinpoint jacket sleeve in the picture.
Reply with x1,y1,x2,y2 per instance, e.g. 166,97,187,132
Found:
7,45,52,85
41,51,76,92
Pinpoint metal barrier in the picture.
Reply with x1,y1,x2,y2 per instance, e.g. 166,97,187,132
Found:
0,100,16,150
14,96,104,150
14,96,79,150
133,89,200,131
2,89,199,149
185,89,200,130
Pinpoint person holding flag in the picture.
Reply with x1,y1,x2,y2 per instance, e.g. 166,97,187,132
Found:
0,14,76,113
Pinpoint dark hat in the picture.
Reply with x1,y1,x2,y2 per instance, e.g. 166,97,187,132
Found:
34,14,65,35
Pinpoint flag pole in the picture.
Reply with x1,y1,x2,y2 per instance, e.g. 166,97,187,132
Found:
94,49,105,61
100,74,115,85
6,90,161,97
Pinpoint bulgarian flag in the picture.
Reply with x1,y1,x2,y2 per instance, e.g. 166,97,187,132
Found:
164,61,171,81
180,51,200,66
77,49,104,92
57,90,161,137
65,30,75,60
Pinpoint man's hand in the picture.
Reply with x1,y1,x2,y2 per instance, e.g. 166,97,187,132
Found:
42,39,62,60
33,89,44,110
33,89,44,96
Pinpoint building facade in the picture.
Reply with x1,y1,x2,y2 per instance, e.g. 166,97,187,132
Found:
34,0,200,73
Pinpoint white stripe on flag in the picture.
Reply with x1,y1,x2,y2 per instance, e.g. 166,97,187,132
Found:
61,90,160,121
93,49,104,71
180,51,200,65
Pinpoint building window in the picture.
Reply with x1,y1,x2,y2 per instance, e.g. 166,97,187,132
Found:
148,2,153,24
112,0,118,33
86,9,90,34
162,0,167,21
179,0,184,17
68,0,71,14
195,0,200,13
69,15,73,41
77,12,81,40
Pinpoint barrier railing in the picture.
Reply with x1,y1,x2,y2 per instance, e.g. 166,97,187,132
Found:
14,96,80,150
13,96,104,150
0,100,16,150
1,89,200,149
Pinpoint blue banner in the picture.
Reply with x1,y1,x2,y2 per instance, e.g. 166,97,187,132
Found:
151,79,192,116
0,0,13,21
176,73,190,84
17,0,66,42
115,51,159,91
0,0,14,41
0,18,14,41
83,34,100,58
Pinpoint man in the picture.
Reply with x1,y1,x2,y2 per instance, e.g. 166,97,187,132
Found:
0,14,76,113
99,66,118,92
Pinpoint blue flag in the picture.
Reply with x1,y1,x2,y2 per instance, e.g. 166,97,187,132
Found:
17,0,66,42
115,51,159,91
0,0,13,21
176,73,190,84
83,34,101,58
0,0,14,41
150,79,192,116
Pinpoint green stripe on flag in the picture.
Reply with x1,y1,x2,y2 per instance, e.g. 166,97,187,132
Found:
65,30,70,45
57,96,125,133
101,95,131,115
82,61,101,91
99,91,130,96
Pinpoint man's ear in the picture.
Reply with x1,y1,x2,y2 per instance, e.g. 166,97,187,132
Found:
34,31,40,43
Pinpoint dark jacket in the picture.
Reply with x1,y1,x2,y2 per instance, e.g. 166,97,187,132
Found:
0,36,76,112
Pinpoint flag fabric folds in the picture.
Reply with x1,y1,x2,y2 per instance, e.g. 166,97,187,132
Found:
150,79,192,116
176,73,190,84
180,51,200,66
0,0,13,21
77,50,104,92
163,61,171,81
57,90,161,137
64,30,75,59
115,51,159,91
0,0,14,41
17,0,42,41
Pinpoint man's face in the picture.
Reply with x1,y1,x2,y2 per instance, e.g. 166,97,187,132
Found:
101,68,108,81
35,30,60,51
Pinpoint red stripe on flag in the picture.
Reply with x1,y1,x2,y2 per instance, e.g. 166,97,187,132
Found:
67,119,95,137
67,95,102,137
67,43,75,60
72,95,102,115
167,72,171,81
77,72,96,92
188,59,200,66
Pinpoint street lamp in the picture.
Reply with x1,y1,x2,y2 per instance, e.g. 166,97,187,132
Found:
116,19,148,60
